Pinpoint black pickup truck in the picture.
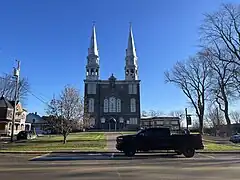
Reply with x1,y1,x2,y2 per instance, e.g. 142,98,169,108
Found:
116,127,204,157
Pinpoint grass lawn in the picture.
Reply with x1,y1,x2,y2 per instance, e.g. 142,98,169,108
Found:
120,131,137,135
201,141,240,152
0,132,106,151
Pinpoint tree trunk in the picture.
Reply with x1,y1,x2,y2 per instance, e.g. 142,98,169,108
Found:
199,116,204,135
221,87,232,136
63,134,67,144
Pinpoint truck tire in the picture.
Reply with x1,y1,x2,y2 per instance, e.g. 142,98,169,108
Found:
124,148,136,157
175,150,182,155
183,148,195,158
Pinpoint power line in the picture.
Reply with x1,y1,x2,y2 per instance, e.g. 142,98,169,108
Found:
1,75,52,108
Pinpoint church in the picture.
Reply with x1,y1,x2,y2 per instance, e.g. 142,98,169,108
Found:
84,24,141,131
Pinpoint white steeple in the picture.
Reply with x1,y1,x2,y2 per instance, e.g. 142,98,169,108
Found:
125,23,138,80
126,23,137,57
88,24,99,56
86,23,100,80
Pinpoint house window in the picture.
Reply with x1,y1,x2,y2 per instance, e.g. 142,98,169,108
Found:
87,84,96,94
103,99,108,113
130,98,136,112
116,99,121,112
109,97,116,112
130,118,138,124
88,98,94,113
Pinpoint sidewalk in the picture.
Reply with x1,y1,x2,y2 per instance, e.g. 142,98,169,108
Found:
105,132,122,152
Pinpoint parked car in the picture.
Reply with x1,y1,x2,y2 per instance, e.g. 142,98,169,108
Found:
229,134,240,143
116,127,204,157
16,131,34,140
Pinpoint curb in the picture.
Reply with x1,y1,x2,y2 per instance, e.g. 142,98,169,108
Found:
0,151,239,154
196,151,240,154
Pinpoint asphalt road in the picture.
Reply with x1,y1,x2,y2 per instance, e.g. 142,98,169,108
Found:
0,152,240,180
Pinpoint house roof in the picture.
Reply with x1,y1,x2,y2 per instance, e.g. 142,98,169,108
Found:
0,96,13,109
141,116,180,120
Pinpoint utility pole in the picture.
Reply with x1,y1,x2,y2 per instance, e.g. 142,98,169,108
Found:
10,60,20,142
185,108,188,130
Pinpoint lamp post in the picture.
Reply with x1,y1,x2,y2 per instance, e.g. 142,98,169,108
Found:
10,60,20,142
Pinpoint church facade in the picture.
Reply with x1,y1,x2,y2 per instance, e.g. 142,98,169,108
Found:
84,24,141,131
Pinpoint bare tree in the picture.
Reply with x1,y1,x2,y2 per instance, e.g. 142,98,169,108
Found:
230,110,240,123
0,73,29,103
46,85,86,144
200,48,237,136
141,110,148,117
206,103,225,135
201,3,240,66
165,53,212,134
148,110,164,117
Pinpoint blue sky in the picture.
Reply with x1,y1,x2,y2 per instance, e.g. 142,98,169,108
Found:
0,0,239,116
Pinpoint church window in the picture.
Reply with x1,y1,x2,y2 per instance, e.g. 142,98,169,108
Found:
88,98,94,113
128,84,137,94
91,69,95,75
130,98,136,112
103,99,108,113
87,84,96,94
131,69,134,73
128,84,133,94
116,99,121,112
126,69,129,75
109,97,116,112
95,69,98,75
129,118,138,124
132,84,137,94
86,69,89,76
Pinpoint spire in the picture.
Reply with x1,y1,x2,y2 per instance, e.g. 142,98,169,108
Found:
88,23,99,56
126,23,137,57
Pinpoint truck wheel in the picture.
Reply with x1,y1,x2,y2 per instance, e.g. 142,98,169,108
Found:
183,148,195,158
175,150,182,155
124,149,136,157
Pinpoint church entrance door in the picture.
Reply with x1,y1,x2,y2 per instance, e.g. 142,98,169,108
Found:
108,117,117,132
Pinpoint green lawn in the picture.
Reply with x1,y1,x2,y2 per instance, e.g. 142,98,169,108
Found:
0,132,106,151
201,141,240,151
120,131,137,135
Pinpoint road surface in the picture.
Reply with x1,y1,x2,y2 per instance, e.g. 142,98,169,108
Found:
0,152,240,180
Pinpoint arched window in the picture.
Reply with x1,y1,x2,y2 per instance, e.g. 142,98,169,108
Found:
130,98,136,112
88,98,94,113
117,99,121,112
103,99,108,113
109,97,116,112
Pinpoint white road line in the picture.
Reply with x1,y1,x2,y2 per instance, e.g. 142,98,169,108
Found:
198,153,215,159
29,153,50,161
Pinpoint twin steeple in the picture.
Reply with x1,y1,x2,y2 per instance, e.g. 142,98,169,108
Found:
85,23,138,81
